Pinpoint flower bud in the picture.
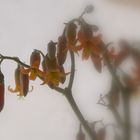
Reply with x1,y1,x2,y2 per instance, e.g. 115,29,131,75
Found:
0,69,4,112
47,41,56,60
30,50,41,80
20,67,29,97
57,35,67,65
30,50,41,69
65,22,77,45
8,65,20,93
84,5,94,13
59,66,66,84
78,23,94,42
44,55,59,72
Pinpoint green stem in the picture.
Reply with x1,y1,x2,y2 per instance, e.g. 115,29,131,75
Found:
68,51,75,89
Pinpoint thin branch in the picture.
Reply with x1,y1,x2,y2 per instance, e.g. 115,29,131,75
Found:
68,51,75,89
65,88,96,140
0,54,30,68
0,54,65,95
103,45,131,140
97,94,123,126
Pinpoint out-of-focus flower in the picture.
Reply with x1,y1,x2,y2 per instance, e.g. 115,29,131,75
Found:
78,23,104,60
0,69,4,112
65,22,77,45
65,22,80,52
106,40,130,67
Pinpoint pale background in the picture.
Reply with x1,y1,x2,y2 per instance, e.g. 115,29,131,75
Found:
0,0,140,140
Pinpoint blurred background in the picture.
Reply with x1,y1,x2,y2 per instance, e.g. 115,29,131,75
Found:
0,0,140,140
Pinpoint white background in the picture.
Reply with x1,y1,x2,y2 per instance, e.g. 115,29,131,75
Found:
0,0,140,140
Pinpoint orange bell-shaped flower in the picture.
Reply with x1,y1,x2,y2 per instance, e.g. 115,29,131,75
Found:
8,65,32,97
8,65,20,93
20,67,30,97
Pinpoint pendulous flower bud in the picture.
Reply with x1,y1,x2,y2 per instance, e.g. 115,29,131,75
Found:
0,69,4,112
20,67,29,97
57,35,67,65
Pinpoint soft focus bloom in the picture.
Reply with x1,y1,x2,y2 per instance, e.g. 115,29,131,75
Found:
78,23,104,60
65,22,80,52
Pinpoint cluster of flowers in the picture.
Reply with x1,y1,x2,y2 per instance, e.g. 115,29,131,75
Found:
0,5,140,112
